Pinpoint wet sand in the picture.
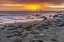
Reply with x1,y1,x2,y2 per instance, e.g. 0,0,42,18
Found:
0,18,44,24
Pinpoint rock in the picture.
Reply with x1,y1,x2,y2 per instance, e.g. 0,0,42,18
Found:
30,38,38,42
38,34,45,36
32,39,39,41
0,26,4,30
13,38,22,42
8,27,17,30
56,27,60,29
38,40,43,42
30,30,39,34
35,34,45,37
0,29,1,30
14,32,22,36
6,34,15,38
51,39,57,41
21,33,28,38
31,39,43,42
1,28,4,30
37,28,43,31
0,17,64,42
0,26,4,28
31,41,35,42
43,27,49,29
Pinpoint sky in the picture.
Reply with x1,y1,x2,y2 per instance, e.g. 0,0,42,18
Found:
0,0,64,11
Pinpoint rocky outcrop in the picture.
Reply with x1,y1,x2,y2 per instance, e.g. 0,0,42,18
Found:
0,18,64,42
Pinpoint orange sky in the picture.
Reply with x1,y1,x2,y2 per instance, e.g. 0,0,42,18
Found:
0,0,64,11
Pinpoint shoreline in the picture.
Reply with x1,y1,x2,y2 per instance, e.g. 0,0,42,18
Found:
0,18,64,42
0,18,44,25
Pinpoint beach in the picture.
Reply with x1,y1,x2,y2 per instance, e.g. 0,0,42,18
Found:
0,11,64,42
0,18,44,24
0,17,64,42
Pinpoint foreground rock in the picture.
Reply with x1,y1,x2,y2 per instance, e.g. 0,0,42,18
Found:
0,18,64,42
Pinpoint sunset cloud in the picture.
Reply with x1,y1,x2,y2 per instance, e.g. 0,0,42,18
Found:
0,0,64,11
0,0,64,4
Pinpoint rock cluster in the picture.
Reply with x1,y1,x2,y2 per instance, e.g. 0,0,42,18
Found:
0,18,64,42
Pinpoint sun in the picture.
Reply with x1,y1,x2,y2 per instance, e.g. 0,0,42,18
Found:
26,4,40,11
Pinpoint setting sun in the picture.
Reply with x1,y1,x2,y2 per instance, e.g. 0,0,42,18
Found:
26,4,40,11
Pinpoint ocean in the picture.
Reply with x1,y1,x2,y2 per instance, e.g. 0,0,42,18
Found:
0,11,57,24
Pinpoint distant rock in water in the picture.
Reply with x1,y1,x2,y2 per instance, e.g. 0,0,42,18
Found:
59,15,64,19
53,15,58,18
40,16,47,20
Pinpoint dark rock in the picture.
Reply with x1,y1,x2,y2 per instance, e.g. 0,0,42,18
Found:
31,41,35,42
38,40,43,42
53,15,58,18
8,25,15,27
37,28,43,30
8,27,17,30
13,39,22,42
43,27,49,29
31,40,43,42
51,39,57,41
1,27,4,29
21,33,28,38
40,16,47,20
6,34,14,38
14,32,22,36
58,24,64,27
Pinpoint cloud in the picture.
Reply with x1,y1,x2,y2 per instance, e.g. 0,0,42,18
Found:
0,0,64,11
0,0,64,4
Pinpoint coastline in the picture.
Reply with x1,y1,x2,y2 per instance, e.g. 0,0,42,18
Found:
0,18,44,25
0,18,64,42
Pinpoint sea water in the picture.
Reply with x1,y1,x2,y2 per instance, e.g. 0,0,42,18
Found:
0,11,56,24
